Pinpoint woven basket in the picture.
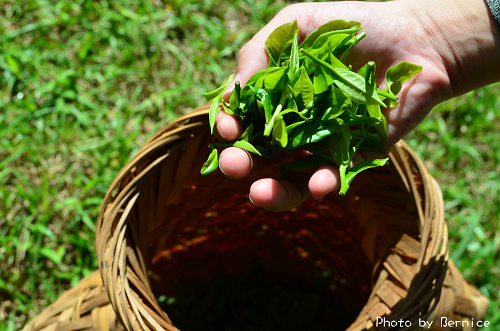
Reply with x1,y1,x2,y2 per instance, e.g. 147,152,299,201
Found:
24,103,489,331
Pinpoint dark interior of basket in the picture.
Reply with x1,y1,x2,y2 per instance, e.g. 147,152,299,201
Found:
125,132,420,331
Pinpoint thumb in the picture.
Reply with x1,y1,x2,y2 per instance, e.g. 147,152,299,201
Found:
222,38,269,102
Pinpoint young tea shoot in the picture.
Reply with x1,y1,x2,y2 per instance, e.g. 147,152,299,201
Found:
201,19,422,195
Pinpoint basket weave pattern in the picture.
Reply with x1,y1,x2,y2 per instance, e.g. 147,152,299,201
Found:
24,104,489,331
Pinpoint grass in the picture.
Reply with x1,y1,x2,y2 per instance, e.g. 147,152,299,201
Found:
1,0,499,330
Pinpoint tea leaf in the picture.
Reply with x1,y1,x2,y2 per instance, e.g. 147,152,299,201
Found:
301,49,385,106
204,84,226,102
249,86,273,123
202,19,421,196
265,21,299,67
340,158,389,195
208,75,234,134
293,68,314,110
290,118,341,147
201,148,219,175
289,34,300,77
385,62,423,96
233,140,263,156
300,20,361,51
272,115,288,148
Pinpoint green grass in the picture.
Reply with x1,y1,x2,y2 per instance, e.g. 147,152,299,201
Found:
1,0,499,330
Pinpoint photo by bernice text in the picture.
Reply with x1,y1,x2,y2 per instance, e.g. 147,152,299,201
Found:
375,316,491,329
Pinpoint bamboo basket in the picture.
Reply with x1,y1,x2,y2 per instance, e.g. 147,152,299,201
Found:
24,104,489,331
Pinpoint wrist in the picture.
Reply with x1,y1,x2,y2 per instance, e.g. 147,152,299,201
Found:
408,0,500,98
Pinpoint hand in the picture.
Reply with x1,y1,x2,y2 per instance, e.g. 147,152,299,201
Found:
214,0,500,211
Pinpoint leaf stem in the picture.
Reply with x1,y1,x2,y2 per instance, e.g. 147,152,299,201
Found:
264,89,288,136
377,88,398,101
300,48,385,107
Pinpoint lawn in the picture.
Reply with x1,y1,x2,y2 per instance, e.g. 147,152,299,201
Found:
1,0,498,329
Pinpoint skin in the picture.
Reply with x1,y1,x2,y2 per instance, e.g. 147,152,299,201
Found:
215,0,500,211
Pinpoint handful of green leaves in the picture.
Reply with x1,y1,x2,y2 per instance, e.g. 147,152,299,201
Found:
201,19,422,195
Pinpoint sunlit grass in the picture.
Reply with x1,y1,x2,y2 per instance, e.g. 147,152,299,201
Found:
1,0,499,329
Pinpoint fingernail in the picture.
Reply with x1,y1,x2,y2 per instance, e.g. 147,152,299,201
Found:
248,194,263,207
216,116,229,140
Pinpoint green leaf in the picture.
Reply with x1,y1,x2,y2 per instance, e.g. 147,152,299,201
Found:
286,120,306,132
289,34,300,77
313,65,332,95
208,75,234,134
201,148,219,175
328,132,343,166
290,118,341,147
254,66,289,91
385,62,423,96
249,86,273,123
338,32,365,63
312,29,361,53
333,67,384,106
208,98,221,134
300,20,361,50
365,104,388,147
280,107,310,121
204,83,226,102
293,68,314,110
272,115,288,148
357,61,376,84
352,130,384,151
301,49,385,106
232,140,263,156
340,158,389,195
322,87,349,120
246,68,273,86
229,81,241,113
265,20,299,67
201,19,423,195
239,123,254,142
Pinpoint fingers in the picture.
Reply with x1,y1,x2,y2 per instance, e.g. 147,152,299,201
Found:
248,165,341,212
249,178,310,212
219,147,253,179
215,110,242,141
308,165,340,199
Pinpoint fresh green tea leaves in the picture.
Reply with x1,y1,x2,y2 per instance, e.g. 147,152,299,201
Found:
385,62,423,100
300,20,361,51
232,140,263,156
301,48,385,107
205,75,234,134
266,21,299,67
201,19,422,195
340,157,389,195
292,68,314,110
201,148,219,175
272,115,288,148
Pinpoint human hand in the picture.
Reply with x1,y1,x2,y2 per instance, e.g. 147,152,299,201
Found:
214,0,500,211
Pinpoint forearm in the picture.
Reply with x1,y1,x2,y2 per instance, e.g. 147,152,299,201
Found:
406,0,500,98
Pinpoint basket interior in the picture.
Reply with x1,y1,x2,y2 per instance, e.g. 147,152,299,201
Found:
149,192,373,330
